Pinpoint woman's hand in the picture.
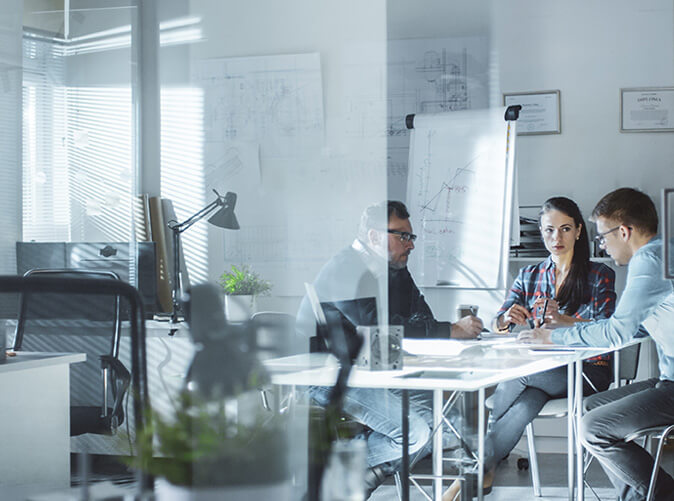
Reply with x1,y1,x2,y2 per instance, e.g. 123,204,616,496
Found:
498,304,531,329
532,297,575,327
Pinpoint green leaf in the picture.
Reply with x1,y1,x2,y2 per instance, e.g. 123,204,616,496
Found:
219,264,272,296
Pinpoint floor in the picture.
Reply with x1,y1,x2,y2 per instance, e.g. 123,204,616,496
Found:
38,445,674,501
371,446,674,500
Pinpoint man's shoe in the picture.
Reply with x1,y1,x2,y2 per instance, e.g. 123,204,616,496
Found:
364,464,389,499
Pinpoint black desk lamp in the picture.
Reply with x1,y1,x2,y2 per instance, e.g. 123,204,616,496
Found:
167,189,240,329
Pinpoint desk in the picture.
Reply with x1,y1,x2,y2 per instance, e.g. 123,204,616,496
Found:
0,352,85,492
267,339,608,501
7,319,193,457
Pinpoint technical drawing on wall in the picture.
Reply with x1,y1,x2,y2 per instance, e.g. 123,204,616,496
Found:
193,53,327,294
194,52,324,159
387,37,489,195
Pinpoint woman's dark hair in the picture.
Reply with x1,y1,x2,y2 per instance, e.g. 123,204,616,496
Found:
539,197,590,315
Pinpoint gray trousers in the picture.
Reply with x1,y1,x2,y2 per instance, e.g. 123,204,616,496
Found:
581,378,674,501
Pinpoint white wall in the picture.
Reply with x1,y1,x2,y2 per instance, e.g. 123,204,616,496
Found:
389,0,674,220
494,0,674,221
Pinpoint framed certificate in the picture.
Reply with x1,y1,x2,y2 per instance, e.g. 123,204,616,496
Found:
620,87,674,132
503,90,561,135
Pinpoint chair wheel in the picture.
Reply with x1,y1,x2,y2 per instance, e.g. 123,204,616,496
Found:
517,458,529,470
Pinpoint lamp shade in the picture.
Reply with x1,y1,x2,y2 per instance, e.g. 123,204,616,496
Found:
208,191,240,229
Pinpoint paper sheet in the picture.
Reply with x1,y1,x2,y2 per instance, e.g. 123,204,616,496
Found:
402,338,472,357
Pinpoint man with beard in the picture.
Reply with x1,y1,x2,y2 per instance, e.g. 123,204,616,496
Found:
297,200,483,498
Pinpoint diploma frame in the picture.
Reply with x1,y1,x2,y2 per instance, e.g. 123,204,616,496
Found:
503,90,561,135
620,87,674,132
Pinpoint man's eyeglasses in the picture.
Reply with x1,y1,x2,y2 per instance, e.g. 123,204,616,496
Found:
594,226,622,246
388,229,417,243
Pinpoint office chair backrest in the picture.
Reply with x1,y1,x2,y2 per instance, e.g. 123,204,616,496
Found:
12,269,130,435
618,342,641,384
14,268,122,358
251,311,297,359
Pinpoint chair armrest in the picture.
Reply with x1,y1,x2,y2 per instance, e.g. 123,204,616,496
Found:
99,355,131,425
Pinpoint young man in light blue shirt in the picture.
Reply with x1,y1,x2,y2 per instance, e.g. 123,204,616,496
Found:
519,188,674,501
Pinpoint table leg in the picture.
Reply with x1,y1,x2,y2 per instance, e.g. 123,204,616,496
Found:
433,389,443,500
477,387,485,501
403,389,409,501
567,363,574,501
575,361,584,500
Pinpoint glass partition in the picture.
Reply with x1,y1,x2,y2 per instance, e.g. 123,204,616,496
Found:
20,0,141,492
8,0,674,499
156,1,389,496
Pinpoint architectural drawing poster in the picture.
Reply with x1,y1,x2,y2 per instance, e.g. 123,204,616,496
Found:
387,37,489,193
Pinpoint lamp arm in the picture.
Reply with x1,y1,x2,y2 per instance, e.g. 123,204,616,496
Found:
167,191,230,330
168,198,221,234
168,201,219,329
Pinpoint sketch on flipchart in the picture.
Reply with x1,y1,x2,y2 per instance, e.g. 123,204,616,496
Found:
406,109,513,289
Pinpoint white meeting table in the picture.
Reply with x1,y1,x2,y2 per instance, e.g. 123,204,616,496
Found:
267,337,612,501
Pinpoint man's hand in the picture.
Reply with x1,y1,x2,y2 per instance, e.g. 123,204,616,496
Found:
451,315,483,339
517,328,553,345
499,304,531,329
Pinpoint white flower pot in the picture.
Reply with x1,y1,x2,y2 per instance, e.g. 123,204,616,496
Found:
224,294,256,322
154,478,292,501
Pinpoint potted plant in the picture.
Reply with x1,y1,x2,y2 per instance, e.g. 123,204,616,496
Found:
133,390,290,501
128,283,290,500
219,265,272,321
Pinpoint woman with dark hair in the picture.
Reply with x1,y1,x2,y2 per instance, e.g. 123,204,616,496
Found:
443,197,616,500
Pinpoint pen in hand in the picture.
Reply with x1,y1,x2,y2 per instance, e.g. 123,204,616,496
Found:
539,299,549,327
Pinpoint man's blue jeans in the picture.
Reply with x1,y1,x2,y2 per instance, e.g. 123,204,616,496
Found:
310,386,461,472
582,378,674,501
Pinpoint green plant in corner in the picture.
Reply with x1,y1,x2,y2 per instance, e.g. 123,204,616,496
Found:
219,264,272,296
129,390,288,488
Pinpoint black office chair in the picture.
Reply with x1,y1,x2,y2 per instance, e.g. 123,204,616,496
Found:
12,269,131,436
252,311,298,360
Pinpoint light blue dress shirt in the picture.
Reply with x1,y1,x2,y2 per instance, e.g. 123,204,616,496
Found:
551,237,674,381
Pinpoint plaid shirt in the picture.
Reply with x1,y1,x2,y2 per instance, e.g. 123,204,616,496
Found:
498,257,616,364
